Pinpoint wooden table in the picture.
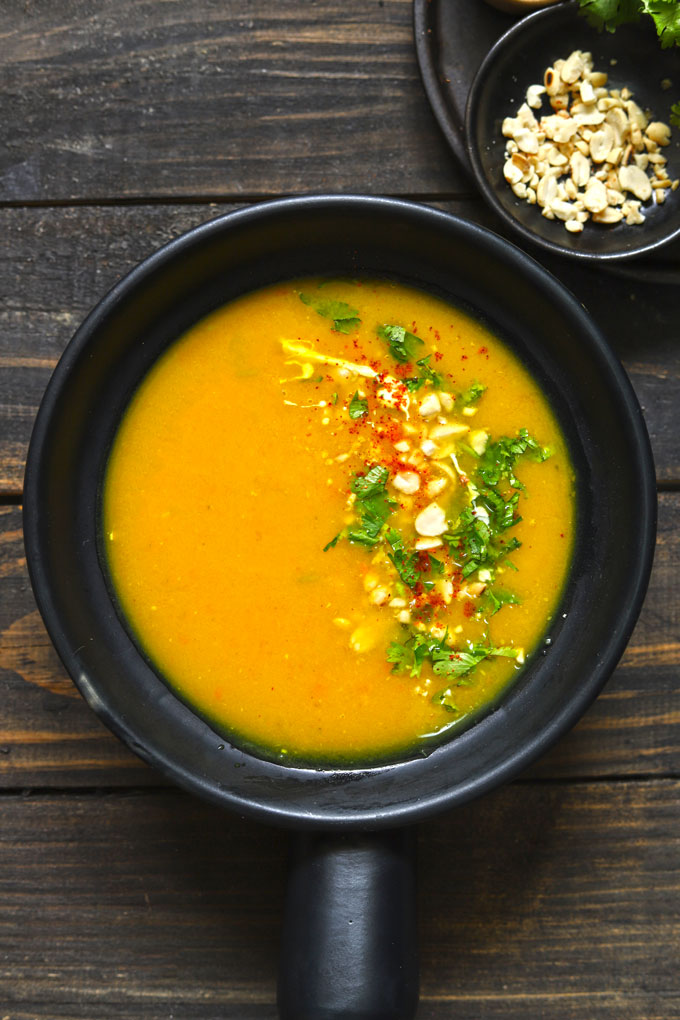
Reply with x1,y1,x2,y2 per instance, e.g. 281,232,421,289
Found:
1,3,678,1017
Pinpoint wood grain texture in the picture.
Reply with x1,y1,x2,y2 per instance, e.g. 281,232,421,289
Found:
0,783,678,1019
0,0,462,203
1,493,678,786
1,202,680,495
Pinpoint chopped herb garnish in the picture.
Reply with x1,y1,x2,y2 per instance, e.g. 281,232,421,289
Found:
455,380,486,409
299,293,362,333
323,533,342,552
403,355,447,392
480,587,521,617
377,324,425,363
385,528,422,588
478,428,551,489
388,630,522,684
346,464,396,546
349,391,369,419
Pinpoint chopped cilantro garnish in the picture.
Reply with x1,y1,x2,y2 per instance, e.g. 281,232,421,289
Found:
388,630,521,686
385,528,422,588
480,587,521,617
455,380,486,409
377,324,425,363
352,464,390,498
403,355,447,392
349,391,369,419
579,0,680,47
444,493,521,579
347,465,396,546
323,464,395,550
478,429,551,489
299,293,362,333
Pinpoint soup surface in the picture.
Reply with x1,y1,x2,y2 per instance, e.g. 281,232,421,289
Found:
103,278,575,764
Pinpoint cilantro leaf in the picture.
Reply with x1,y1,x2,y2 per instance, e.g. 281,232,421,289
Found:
388,630,522,687
402,355,447,393
431,641,521,678
455,380,486,409
387,630,451,678
349,392,368,420
377,324,425,363
444,486,522,578
643,0,680,45
299,293,362,333
347,464,396,546
478,428,550,489
672,101,680,127
352,464,390,498
578,0,643,30
480,587,521,617
385,528,422,588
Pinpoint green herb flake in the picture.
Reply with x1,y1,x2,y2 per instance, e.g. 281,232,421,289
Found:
377,324,425,363
347,464,396,546
478,428,551,489
388,630,521,685
299,293,362,333
349,391,369,420
455,380,486,409
480,587,521,617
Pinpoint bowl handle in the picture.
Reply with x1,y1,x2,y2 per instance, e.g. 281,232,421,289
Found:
277,828,419,1020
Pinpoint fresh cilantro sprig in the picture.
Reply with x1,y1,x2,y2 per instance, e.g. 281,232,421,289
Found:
377,324,425,363
577,0,680,120
579,0,680,45
299,293,362,333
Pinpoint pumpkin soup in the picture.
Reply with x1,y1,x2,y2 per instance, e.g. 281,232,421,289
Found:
103,278,575,764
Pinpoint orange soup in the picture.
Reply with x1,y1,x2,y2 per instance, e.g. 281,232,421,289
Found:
103,278,575,764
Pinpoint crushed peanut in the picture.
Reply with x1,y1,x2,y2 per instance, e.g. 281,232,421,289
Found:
501,50,678,233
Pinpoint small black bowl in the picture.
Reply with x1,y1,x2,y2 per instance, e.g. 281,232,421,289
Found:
466,1,680,261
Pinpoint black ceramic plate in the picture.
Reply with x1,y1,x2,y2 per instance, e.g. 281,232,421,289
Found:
414,0,516,177
414,0,680,274
466,1,680,260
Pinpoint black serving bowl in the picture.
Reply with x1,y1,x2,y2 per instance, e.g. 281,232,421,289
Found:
23,195,655,1019
466,1,680,261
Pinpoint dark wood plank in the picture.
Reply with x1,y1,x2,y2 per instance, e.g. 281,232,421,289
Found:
0,782,678,1018
1,493,679,786
2,202,679,495
0,0,461,203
